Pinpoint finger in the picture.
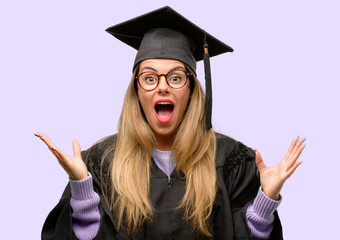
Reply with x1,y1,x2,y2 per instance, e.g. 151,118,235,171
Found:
50,147,64,164
283,137,306,163
49,149,71,175
72,140,81,158
255,150,267,172
282,137,299,162
36,132,65,161
287,136,299,154
286,161,302,178
286,144,306,170
292,137,306,154
289,144,306,166
35,133,72,164
35,132,58,150
51,145,70,163
287,138,305,164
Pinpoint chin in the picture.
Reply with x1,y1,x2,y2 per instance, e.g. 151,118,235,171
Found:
151,122,179,139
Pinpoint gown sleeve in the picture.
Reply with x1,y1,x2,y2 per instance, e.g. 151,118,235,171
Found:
41,139,118,240
225,142,283,240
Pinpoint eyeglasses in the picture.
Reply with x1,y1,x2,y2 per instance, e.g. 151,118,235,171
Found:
136,70,191,91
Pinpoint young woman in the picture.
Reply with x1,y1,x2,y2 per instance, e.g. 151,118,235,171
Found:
37,6,305,240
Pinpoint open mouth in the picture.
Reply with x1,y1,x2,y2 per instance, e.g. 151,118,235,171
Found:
154,100,174,123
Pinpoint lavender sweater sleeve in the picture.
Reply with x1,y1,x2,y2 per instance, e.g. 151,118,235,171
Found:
69,173,101,240
246,187,282,239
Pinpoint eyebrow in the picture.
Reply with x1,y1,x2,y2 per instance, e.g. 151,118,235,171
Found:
139,66,186,73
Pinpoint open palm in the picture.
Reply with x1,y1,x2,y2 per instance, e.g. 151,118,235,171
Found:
35,132,88,180
255,137,306,200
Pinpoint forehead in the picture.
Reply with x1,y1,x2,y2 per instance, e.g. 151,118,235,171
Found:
139,59,186,72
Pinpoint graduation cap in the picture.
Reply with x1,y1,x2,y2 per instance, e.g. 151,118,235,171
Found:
106,6,233,131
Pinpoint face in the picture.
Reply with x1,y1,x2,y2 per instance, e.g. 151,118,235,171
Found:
137,59,191,145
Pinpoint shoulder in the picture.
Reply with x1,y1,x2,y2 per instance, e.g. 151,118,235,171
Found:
214,132,256,175
81,134,117,174
92,134,118,154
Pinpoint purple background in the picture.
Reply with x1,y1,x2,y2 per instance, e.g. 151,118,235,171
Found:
1,1,339,239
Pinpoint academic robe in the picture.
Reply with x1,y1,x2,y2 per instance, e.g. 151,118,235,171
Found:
41,133,283,240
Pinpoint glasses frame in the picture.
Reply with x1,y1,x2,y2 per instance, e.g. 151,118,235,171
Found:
136,69,192,91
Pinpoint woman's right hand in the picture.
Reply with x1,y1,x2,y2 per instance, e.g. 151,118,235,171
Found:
35,132,88,180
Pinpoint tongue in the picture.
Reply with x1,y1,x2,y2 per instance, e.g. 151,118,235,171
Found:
157,106,173,118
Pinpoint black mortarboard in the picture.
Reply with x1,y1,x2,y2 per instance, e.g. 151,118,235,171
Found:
106,6,233,130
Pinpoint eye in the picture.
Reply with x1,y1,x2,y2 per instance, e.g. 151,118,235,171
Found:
141,72,158,84
168,71,185,84
145,76,157,83
169,75,182,82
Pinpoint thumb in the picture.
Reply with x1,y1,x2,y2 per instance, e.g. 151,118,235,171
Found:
255,150,267,172
72,140,81,158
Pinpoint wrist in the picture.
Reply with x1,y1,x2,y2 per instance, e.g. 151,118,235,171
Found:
264,191,280,200
262,187,281,200
69,171,88,181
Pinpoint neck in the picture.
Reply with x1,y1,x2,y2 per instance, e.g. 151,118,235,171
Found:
154,132,175,151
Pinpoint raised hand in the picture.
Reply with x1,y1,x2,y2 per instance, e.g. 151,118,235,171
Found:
255,137,306,200
35,132,88,180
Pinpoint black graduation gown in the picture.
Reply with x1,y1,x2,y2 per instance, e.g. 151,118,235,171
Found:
41,133,283,240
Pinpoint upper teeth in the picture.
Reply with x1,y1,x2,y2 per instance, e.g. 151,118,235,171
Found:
158,102,172,105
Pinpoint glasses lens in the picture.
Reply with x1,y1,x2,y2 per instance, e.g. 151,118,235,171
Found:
139,72,158,90
167,70,187,89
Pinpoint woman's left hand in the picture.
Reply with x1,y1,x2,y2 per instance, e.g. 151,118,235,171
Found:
255,137,306,200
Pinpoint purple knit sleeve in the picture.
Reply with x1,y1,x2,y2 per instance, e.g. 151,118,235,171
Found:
70,173,101,240
246,188,282,239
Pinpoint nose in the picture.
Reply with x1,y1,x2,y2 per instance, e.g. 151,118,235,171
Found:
157,75,169,93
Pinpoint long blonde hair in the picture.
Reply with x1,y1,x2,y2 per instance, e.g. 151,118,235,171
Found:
107,66,216,236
